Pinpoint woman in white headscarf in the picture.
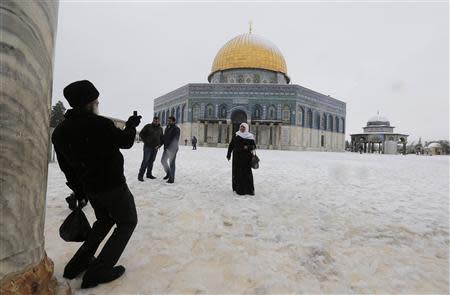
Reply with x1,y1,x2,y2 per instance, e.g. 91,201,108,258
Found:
226,123,256,195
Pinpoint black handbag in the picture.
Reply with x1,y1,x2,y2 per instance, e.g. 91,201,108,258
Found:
251,151,260,169
59,205,91,242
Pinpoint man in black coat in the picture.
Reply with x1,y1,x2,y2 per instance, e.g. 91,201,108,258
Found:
52,80,141,289
161,116,180,183
192,136,197,150
138,116,163,181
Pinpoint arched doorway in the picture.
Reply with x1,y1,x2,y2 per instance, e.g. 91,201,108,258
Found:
231,109,247,133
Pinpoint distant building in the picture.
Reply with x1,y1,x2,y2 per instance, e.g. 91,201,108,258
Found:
350,114,409,154
153,30,346,151
425,142,444,155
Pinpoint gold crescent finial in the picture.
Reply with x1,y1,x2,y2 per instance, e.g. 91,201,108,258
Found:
249,20,253,34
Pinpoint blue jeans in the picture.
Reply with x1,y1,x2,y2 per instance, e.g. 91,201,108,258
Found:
161,149,178,181
138,146,158,178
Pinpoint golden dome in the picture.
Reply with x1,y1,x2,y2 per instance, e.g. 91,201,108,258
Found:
209,33,288,80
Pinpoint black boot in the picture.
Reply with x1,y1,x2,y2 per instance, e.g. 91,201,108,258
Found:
166,179,174,184
138,176,144,182
146,174,156,179
81,265,126,289
163,174,170,180
63,254,96,280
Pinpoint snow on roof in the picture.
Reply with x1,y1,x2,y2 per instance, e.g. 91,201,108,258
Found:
427,142,442,148
368,115,389,123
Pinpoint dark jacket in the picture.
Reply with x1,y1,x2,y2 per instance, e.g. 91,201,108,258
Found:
139,123,163,148
162,124,180,151
52,108,136,194
192,137,197,144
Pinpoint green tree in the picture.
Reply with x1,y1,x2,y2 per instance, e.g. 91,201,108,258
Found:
50,100,66,127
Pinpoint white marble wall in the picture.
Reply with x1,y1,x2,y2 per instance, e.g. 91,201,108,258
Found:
178,122,345,152
0,1,58,279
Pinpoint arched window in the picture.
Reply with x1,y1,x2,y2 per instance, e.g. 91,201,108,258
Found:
298,107,305,126
307,109,313,128
205,104,214,118
176,106,181,123
335,117,339,132
253,105,262,119
253,74,260,83
181,104,185,122
192,104,200,121
329,115,333,131
161,111,166,125
219,104,227,119
282,105,290,123
322,113,327,130
314,112,320,129
171,107,175,117
268,105,276,120
340,118,345,133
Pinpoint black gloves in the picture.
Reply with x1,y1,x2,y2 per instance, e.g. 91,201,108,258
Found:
126,114,142,128
66,192,88,210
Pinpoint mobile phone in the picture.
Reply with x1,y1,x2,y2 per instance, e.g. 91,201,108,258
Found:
133,111,137,116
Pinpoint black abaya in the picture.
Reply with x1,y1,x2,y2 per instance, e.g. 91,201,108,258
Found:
227,135,256,195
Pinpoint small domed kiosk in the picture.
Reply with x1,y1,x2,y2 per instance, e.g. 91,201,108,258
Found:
350,113,409,154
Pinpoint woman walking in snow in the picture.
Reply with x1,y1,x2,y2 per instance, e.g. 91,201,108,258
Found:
226,123,256,195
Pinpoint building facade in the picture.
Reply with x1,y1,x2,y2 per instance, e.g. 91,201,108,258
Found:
154,32,346,151
350,115,409,154
424,142,444,155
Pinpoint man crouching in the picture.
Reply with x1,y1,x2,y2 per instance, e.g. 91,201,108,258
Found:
52,80,141,288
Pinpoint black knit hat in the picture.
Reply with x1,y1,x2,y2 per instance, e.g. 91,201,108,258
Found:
63,80,99,108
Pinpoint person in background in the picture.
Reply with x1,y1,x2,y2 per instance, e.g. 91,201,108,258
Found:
138,116,163,181
161,116,180,183
184,138,188,146
52,80,141,289
226,123,256,195
192,136,197,150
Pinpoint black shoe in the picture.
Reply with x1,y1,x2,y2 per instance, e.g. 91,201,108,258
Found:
63,255,96,280
146,174,156,179
163,174,170,180
138,176,144,182
81,265,126,289
166,179,174,184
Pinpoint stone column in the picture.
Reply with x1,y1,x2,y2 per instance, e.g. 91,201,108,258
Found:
269,123,274,147
204,122,208,143
218,121,222,144
277,124,282,149
255,122,259,144
0,1,60,294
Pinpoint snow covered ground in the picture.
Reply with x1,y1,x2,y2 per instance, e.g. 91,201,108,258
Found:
45,143,449,294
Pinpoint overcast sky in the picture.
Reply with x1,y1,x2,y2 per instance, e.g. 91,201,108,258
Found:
52,1,449,142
